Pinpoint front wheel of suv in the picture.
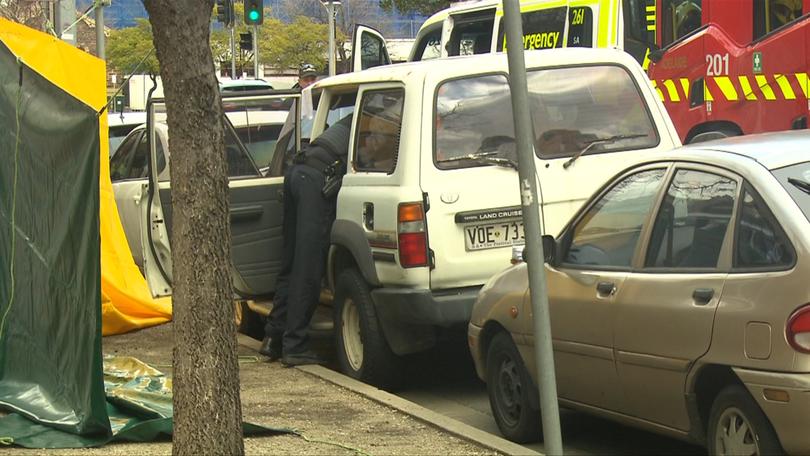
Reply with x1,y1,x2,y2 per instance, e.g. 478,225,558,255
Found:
486,331,541,443
707,385,783,456
333,268,401,390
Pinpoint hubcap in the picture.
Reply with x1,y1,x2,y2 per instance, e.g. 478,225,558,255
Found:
715,407,759,456
496,356,523,426
341,298,363,371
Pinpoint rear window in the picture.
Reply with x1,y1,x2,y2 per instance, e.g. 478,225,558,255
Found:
434,65,659,169
773,162,810,221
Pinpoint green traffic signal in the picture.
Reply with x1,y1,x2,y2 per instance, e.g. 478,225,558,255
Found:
244,0,263,25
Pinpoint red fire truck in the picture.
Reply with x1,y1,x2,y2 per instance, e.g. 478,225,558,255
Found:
641,0,809,142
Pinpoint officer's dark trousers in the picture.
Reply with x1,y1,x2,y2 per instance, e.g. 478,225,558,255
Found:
266,164,334,355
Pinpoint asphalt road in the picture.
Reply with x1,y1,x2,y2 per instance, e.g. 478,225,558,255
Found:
394,341,707,456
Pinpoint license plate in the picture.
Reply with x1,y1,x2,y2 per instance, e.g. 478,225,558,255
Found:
464,220,524,251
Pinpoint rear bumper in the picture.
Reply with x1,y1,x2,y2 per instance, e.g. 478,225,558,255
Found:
371,286,480,327
733,367,810,455
369,286,480,356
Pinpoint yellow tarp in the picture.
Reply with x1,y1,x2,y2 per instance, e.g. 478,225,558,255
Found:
0,19,171,335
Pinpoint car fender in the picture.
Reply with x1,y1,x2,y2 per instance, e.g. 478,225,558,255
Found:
329,218,380,289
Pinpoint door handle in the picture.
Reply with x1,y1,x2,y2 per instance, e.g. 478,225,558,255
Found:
692,288,715,305
596,281,616,296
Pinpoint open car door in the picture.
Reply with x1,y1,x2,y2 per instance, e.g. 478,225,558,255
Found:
351,24,391,72
141,90,302,298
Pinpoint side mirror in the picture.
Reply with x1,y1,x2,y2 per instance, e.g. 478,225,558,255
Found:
648,49,664,64
542,235,556,264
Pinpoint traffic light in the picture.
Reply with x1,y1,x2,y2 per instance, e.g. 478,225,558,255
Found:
216,0,234,26
244,0,263,25
239,32,253,51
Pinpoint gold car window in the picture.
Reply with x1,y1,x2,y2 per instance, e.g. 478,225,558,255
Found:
645,169,737,269
565,168,666,268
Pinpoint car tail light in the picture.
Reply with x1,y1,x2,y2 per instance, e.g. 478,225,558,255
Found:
787,304,810,354
398,202,428,268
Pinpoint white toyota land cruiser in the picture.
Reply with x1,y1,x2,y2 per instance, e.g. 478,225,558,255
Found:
140,48,680,388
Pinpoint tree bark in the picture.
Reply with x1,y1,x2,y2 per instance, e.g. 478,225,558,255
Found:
142,1,244,455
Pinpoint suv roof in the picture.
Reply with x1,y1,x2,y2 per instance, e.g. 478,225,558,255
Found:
314,47,642,88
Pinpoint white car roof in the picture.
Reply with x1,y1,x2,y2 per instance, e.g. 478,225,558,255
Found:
313,47,642,89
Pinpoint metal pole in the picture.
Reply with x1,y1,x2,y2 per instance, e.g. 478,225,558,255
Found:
229,25,237,79
53,0,62,38
327,2,336,76
501,0,563,454
252,24,259,79
95,3,105,59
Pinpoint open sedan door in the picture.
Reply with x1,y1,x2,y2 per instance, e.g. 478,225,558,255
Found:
140,91,302,299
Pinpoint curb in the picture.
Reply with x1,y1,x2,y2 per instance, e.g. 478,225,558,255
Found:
236,334,541,456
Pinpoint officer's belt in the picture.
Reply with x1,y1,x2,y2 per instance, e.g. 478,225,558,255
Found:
301,156,332,174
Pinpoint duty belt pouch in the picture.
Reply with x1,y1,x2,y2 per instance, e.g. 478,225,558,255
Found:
321,160,346,199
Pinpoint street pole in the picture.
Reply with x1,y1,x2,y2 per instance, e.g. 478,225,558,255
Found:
53,0,62,38
327,2,336,76
95,2,105,59
501,0,563,454
252,24,259,79
229,25,236,79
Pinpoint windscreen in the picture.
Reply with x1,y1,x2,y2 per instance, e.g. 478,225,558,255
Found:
434,65,659,168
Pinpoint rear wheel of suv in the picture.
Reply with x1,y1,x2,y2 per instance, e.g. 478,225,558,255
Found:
486,332,541,443
334,268,401,390
707,385,782,456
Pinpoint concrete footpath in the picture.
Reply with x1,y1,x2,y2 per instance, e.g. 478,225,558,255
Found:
2,323,540,455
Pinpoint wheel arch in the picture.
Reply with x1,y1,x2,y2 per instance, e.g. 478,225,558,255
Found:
684,121,743,144
329,219,380,290
686,363,743,444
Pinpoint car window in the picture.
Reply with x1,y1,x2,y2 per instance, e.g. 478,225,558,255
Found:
412,22,442,61
435,74,514,169
110,131,142,181
645,169,737,269
753,0,804,40
661,0,702,47
447,9,495,56
360,31,390,70
127,133,150,179
155,133,168,182
773,161,810,222
223,119,261,178
734,186,795,269
528,65,658,159
353,89,404,174
434,66,658,169
564,168,666,268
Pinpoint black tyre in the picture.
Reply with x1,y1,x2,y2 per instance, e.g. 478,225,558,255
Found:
688,128,739,144
486,332,541,443
707,385,783,456
333,268,401,390
235,300,265,341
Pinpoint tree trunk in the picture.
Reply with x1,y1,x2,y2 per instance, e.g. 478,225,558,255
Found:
142,1,244,455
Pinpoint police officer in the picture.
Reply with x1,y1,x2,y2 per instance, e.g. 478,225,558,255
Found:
292,63,318,90
260,113,353,366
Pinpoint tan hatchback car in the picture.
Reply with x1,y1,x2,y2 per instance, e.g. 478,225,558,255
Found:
468,131,810,455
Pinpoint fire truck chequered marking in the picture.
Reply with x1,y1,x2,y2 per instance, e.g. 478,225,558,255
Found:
654,73,810,103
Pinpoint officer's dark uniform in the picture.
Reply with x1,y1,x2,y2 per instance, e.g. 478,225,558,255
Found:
263,114,352,364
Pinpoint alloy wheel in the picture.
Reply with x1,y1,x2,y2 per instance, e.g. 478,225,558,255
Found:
714,407,759,456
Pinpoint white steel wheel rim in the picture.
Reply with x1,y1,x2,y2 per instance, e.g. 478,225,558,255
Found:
341,297,364,371
714,407,759,456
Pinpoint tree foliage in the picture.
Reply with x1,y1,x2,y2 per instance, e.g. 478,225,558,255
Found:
258,16,333,72
106,18,160,76
379,0,450,16
0,0,48,31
